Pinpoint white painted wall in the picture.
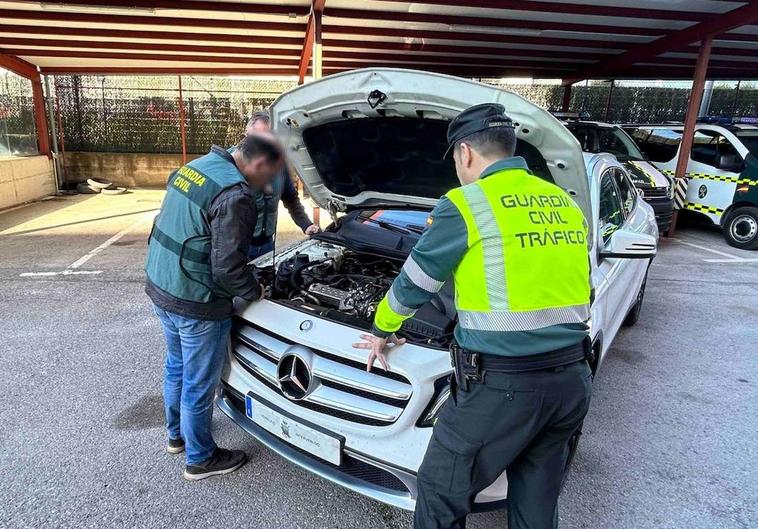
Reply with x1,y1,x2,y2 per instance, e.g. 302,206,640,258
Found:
0,155,55,210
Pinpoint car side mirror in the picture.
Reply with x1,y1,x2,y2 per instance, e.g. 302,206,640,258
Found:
718,153,743,172
600,229,657,259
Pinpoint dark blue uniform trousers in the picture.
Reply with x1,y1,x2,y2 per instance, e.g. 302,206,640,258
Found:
414,360,593,529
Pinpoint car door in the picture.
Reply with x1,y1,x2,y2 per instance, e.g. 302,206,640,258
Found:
595,166,647,342
685,128,744,224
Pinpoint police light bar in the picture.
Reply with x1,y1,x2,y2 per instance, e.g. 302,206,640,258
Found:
733,116,758,124
550,110,591,121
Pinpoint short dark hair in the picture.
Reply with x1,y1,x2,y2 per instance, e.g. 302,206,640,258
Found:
455,126,516,159
246,110,270,128
236,133,281,163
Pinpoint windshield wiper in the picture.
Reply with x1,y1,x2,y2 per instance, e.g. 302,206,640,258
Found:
361,216,417,235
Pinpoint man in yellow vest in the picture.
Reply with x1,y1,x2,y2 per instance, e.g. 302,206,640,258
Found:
354,103,592,529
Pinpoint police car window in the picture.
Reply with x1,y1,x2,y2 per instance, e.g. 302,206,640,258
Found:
691,130,740,167
599,170,624,241
631,128,680,163
612,168,635,216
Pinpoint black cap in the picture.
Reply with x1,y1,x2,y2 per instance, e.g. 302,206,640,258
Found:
444,103,514,159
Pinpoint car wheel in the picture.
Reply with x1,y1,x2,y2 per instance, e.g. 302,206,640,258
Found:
622,273,647,327
86,177,114,190
76,182,100,194
723,206,758,250
560,422,583,493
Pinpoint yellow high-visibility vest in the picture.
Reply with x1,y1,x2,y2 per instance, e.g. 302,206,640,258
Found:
444,167,590,332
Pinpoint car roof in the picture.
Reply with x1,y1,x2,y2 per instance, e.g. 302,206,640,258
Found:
563,120,616,129
625,123,758,132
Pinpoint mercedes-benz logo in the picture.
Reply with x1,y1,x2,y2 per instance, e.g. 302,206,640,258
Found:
277,353,312,400
299,320,313,332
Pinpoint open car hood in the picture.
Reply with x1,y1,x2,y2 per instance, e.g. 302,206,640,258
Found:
270,68,591,225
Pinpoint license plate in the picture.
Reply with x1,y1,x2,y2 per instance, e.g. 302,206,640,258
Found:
245,393,343,465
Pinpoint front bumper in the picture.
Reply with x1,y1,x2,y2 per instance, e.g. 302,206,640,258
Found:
219,300,510,511
642,195,674,232
217,384,418,510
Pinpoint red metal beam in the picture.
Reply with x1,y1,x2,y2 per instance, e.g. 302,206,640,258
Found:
0,23,305,47
668,37,713,237
377,0,713,22
0,37,302,57
0,50,37,78
2,48,300,66
5,0,309,16
561,85,572,111
31,76,51,156
40,66,302,75
326,7,670,37
322,65,573,79
563,2,758,84
326,51,592,70
298,0,326,85
324,40,612,62
0,8,306,33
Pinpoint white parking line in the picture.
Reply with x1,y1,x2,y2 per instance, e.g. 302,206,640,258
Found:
19,212,154,278
671,238,743,261
703,258,758,263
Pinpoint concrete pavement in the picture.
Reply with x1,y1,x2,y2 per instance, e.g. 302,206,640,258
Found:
1,191,756,529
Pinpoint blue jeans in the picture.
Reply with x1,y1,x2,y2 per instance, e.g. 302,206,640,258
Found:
153,305,232,465
248,238,274,259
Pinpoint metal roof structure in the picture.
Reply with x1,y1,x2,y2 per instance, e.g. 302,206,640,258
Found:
0,0,757,82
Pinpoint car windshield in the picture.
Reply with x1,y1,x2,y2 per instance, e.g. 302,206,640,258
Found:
570,125,646,162
734,131,758,156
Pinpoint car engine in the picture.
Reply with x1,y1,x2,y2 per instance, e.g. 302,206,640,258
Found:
254,241,455,347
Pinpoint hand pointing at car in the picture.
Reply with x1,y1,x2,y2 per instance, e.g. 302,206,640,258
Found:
352,333,406,372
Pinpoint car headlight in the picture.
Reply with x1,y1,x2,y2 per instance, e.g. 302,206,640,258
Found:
418,378,451,428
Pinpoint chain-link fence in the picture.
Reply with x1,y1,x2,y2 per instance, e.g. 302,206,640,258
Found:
0,68,37,156
47,75,758,156
481,78,758,123
53,75,297,154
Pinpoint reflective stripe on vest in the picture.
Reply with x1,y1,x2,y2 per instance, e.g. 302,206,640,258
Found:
446,168,590,332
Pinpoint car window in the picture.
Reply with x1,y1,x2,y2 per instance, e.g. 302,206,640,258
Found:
629,127,680,163
734,131,758,156
599,169,625,242
612,168,636,216
691,129,740,167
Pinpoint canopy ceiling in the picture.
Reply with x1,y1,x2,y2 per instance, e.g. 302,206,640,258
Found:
0,0,757,81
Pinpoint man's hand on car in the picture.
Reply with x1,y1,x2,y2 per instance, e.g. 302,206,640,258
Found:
352,333,406,372
305,224,321,236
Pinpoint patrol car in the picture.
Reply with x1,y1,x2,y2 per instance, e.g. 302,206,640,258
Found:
216,69,657,512
626,118,758,249
554,113,675,232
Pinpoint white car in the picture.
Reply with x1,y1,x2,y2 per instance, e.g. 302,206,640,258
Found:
217,69,657,511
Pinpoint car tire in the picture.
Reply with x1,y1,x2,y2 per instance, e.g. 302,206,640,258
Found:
86,177,114,190
723,206,758,250
76,182,100,194
100,186,127,195
622,272,647,327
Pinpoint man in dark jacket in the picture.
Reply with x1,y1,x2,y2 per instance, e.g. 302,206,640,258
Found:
145,132,282,480
245,111,319,258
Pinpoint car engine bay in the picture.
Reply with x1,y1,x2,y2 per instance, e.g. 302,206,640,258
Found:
253,240,456,348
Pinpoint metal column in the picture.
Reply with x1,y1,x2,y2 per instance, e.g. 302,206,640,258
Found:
667,37,713,237
177,75,188,164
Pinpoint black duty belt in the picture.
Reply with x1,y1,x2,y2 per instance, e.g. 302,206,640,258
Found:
450,339,590,391
478,342,587,373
